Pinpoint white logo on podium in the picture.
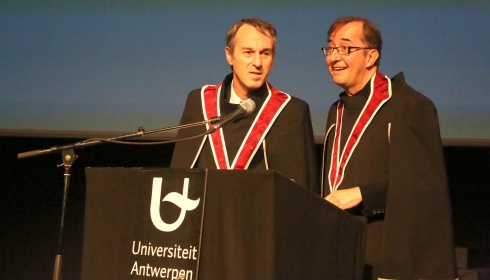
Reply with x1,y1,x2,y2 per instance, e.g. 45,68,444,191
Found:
150,177,200,232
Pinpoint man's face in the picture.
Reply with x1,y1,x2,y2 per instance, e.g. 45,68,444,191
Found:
326,21,377,95
225,24,274,98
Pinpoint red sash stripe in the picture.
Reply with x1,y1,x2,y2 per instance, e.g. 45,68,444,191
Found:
202,84,228,169
233,86,289,169
328,72,392,192
201,82,290,170
329,104,344,190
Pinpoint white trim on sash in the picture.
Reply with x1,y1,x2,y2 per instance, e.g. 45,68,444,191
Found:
189,135,208,169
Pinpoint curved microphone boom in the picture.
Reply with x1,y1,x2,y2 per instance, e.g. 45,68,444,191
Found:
206,99,256,134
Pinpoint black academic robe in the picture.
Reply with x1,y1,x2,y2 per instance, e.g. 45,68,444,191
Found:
322,72,457,279
171,73,319,194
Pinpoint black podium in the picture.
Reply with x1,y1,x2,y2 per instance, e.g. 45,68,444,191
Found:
81,168,365,280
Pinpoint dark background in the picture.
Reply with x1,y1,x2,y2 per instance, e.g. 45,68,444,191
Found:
1,136,489,279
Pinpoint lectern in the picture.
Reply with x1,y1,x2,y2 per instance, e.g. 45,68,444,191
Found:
81,168,365,280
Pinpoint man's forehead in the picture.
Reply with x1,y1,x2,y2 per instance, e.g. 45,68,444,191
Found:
235,31,274,47
328,37,354,43
329,23,363,42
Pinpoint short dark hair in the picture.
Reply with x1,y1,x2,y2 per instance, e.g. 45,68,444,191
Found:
226,18,277,55
328,16,382,66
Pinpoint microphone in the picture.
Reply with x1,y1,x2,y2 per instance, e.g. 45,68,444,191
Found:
206,99,256,134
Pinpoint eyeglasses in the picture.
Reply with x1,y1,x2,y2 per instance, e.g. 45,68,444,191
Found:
321,46,373,56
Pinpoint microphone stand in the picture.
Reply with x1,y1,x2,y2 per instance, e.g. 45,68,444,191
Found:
17,118,219,280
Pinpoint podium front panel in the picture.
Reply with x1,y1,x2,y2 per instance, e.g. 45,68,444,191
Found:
82,168,365,280
82,168,206,280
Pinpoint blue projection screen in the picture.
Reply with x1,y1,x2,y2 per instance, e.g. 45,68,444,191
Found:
1,1,489,145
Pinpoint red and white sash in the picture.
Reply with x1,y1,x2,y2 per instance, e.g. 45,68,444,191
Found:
328,72,392,192
201,82,290,169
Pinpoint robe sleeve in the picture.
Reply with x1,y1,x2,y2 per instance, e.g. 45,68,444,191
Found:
170,90,207,168
378,80,457,279
266,97,320,194
359,181,388,217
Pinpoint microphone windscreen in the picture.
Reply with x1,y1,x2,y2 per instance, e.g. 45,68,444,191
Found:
240,99,256,116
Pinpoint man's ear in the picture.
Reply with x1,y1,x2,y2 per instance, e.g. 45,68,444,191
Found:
366,49,379,68
225,46,233,66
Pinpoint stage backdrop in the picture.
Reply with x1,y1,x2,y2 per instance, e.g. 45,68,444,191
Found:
1,0,489,143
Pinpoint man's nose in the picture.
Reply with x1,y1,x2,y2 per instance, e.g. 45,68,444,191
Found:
252,52,262,68
328,48,341,61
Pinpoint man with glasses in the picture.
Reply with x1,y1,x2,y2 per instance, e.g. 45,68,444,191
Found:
320,16,457,279
171,18,319,193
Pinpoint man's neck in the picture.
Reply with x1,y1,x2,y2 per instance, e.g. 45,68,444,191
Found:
345,69,377,96
230,80,247,104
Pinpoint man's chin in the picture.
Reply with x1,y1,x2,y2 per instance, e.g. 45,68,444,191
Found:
246,80,265,89
331,78,345,87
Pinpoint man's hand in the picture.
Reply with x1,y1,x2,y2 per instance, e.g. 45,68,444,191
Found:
325,187,362,210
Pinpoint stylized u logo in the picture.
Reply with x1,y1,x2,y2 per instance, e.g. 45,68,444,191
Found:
150,177,200,232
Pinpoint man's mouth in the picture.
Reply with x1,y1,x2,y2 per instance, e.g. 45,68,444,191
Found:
250,72,263,79
332,66,347,72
